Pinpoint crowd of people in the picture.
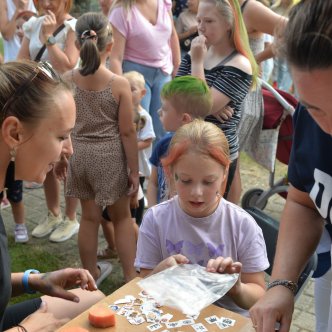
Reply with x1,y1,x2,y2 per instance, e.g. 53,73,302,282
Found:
1,0,332,331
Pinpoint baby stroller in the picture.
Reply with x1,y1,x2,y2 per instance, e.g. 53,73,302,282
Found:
241,79,298,210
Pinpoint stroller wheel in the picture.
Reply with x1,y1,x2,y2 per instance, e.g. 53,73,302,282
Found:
241,188,268,210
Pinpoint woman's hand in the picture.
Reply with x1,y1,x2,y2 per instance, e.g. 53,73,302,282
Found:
212,105,234,123
18,301,69,332
206,256,242,296
152,255,189,275
31,268,98,303
41,10,57,43
190,35,207,64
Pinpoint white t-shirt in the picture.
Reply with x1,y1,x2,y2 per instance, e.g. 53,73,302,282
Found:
3,0,36,62
138,107,155,177
22,16,76,61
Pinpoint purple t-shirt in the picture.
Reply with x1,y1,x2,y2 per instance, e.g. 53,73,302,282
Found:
135,196,269,315
109,0,173,74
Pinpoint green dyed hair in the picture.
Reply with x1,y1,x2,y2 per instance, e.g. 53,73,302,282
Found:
161,76,212,119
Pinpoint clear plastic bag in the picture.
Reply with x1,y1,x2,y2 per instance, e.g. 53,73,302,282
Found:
138,264,239,316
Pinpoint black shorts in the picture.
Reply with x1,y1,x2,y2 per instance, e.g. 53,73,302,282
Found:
0,162,23,203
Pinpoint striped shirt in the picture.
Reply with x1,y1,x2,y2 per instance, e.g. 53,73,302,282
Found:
177,54,252,160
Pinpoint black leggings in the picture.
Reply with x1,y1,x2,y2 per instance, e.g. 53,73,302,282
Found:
3,298,42,330
223,158,237,199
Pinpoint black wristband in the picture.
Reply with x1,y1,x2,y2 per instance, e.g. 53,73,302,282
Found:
267,279,298,295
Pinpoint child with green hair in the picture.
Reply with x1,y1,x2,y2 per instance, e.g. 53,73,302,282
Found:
147,75,212,207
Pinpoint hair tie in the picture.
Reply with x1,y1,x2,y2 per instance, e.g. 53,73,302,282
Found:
81,30,98,42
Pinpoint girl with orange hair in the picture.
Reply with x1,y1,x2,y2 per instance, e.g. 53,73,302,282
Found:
135,119,268,315
176,0,257,197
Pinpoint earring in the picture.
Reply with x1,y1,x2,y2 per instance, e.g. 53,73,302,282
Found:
216,191,221,198
10,148,16,162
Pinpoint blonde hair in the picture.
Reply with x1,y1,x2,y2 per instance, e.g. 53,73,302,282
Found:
123,71,146,90
201,0,258,86
162,119,230,194
111,0,136,13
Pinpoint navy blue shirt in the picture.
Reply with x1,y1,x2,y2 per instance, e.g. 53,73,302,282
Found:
288,104,332,224
149,132,173,203
0,212,11,330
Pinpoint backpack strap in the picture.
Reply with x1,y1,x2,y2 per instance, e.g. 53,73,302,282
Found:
34,20,70,62
216,50,238,67
241,0,250,13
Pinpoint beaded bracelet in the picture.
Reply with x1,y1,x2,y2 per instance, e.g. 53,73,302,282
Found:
267,279,298,295
17,324,28,332
22,269,40,294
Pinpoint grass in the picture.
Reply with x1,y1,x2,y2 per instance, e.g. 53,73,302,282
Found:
6,152,287,305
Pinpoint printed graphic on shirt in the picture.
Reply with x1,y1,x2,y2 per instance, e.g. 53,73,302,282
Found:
165,239,225,266
310,169,332,223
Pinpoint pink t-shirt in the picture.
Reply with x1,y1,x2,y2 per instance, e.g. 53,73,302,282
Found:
109,0,173,74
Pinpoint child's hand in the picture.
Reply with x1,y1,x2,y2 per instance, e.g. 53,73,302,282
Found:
152,255,189,275
206,256,242,274
206,256,242,297
190,35,207,64
212,105,234,123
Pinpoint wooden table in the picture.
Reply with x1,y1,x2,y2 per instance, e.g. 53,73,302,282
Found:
58,277,254,331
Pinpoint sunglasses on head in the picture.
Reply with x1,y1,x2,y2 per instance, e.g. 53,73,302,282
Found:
1,61,61,122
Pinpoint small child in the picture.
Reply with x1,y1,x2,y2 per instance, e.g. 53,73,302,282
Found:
136,119,269,316
147,75,212,207
64,12,139,284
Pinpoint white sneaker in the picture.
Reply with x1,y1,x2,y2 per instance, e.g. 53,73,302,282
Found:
49,217,79,243
32,211,62,238
96,261,113,287
14,224,29,243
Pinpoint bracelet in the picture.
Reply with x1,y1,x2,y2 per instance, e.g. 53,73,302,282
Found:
22,269,40,294
267,279,298,295
17,324,28,332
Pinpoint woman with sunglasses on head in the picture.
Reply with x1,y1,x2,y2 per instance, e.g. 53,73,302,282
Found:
0,60,105,332
17,0,80,245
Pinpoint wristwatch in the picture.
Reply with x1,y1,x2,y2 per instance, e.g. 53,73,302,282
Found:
46,35,56,46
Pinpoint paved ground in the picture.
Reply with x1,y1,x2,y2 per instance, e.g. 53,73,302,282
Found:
1,156,316,331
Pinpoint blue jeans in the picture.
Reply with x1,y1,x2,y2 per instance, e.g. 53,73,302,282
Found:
123,60,171,142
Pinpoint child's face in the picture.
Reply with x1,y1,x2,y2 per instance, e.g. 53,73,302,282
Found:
159,99,184,132
16,17,26,42
130,82,145,108
197,1,231,46
173,151,226,218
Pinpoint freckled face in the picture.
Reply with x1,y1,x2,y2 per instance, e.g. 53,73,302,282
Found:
173,151,227,218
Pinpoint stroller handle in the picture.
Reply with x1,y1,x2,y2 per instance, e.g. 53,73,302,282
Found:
259,78,295,116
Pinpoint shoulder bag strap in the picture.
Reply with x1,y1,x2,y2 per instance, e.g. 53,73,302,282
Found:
34,22,67,62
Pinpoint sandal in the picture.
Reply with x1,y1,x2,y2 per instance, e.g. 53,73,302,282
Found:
97,247,118,260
